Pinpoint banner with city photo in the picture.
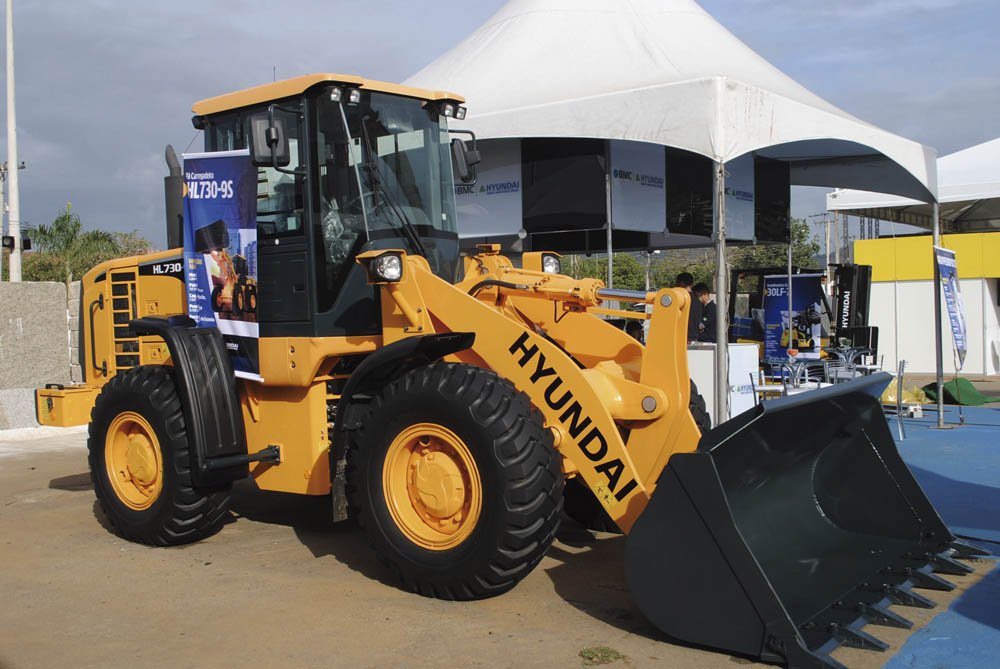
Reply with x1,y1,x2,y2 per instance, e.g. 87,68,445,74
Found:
934,246,967,369
182,149,260,379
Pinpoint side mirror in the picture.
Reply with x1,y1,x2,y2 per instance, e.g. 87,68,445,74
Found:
451,137,481,184
249,111,290,167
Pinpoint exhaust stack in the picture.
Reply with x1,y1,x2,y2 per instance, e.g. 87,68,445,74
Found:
164,144,183,250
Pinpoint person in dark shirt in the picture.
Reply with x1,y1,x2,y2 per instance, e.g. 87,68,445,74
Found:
675,272,702,343
693,282,717,342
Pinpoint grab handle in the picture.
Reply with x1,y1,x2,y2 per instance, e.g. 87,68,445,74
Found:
89,293,107,377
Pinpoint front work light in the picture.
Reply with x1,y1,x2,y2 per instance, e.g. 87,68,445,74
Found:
372,253,403,282
542,254,562,274
455,106,467,120
347,88,362,104
329,87,343,102
442,103,456,118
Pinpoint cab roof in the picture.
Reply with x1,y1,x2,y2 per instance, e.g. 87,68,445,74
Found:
191,73,464,116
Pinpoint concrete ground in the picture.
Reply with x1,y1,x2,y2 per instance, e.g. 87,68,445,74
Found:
0,428,994,669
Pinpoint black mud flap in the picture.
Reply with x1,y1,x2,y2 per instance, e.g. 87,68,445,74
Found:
625,373,989,668
131,316,249,488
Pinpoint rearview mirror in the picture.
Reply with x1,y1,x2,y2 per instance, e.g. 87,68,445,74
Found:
249,111,290,168
451,137,481,184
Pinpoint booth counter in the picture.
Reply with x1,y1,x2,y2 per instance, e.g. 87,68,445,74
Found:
687,343,759,427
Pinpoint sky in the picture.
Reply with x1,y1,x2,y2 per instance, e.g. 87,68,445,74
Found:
1,0,997,251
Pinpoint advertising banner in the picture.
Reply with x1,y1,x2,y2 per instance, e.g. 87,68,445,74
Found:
762,273,825,360
934,246,967,369
182,149,260,380
721,153,755,241
610,140,666,232
454,138,522,237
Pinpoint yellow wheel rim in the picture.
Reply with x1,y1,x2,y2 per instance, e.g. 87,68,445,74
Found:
104,411,164,511
382,423,482,551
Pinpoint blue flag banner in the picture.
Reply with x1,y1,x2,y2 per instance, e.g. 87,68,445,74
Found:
934,246,967,370
762,274,825,360
182,149,260,379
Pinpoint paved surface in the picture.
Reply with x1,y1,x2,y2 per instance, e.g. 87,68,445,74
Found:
0,425,995,668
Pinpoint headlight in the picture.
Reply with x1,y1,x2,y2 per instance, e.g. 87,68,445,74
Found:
372,253,403,282
542,254,562,274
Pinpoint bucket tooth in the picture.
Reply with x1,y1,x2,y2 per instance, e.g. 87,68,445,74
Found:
831,598,912,629
858,602,913,629
888,585,936,609
860,582,937,609
889,566,955,591
909,568,956,591
928,553,975,576
827,623,888,652
950,538,991,559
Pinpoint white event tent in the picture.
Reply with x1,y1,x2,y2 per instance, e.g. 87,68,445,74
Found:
406,0,939,421
827,137,1000,232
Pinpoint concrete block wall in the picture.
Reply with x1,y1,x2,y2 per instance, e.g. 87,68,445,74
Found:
69,281,82,383
0,281,74,429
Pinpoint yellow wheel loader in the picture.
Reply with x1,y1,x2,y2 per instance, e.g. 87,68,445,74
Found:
36,74,985,668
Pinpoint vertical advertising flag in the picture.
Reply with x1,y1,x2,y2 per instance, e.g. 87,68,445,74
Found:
934,246,967,369
762,274,826,360
182,149,260,379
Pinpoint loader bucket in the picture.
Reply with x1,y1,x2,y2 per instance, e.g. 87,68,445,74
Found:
625,373,985,668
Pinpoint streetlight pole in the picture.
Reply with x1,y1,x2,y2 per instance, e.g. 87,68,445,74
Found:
5,0,22,282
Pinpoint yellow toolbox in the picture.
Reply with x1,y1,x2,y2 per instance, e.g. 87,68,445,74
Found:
35,384,99,427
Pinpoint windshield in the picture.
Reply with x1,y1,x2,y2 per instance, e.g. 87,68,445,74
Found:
315,89,459,282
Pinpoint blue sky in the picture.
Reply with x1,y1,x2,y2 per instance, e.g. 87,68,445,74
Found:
2,0,997,250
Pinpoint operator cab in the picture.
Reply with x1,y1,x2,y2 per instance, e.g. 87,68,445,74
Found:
191,74,470,338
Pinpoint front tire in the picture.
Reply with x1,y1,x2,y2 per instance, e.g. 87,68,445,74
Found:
348,362,563,600
88,365,232,546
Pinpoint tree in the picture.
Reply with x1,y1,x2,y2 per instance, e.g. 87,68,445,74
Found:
22,203,155,283
573,253,647,291
728,220,822,292
729,220,821,272
561,219,822,298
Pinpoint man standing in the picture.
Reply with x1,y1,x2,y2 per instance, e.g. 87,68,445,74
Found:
693,282,717,343
675,272,702,343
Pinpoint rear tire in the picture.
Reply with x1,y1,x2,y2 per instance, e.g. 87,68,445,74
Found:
88,365,232,546
347,362,563,600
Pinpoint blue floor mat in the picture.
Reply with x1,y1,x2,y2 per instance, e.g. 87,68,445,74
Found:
886,406,1000,666
898,407,1000,546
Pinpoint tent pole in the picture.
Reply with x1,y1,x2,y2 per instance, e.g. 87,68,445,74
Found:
825,214,831,284
834,212,841,264
605,141,613,297
932,201,944,427
714,160,728,425
787,219,793,349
